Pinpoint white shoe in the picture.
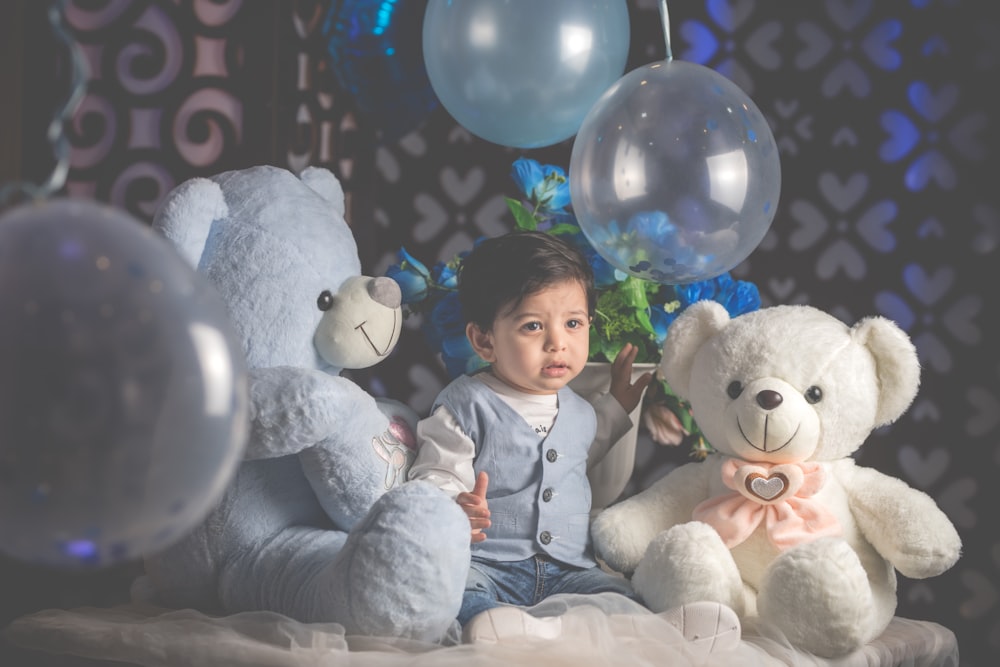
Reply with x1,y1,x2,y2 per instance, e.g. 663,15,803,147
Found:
461,606,563,644
659,601,741,655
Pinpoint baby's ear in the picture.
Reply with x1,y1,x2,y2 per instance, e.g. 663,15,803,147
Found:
465,322,496,363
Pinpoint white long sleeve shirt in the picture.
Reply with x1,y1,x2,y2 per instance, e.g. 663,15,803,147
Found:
409,372,632,498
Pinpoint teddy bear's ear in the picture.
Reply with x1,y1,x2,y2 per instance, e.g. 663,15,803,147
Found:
299,166,346,219
660,300,731,399
851,315,921,427
151,177,227,268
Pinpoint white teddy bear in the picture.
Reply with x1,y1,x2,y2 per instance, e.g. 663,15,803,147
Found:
592,302,962,658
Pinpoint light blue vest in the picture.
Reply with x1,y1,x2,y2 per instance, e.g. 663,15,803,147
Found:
434,374,597,568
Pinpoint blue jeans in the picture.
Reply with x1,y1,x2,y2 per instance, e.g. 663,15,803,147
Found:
457,554,638,626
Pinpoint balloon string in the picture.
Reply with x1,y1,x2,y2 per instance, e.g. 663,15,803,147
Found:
0,0,88,210
658,0,673,61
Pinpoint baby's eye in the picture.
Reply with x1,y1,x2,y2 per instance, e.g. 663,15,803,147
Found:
522,321,542,332
567,319,586,329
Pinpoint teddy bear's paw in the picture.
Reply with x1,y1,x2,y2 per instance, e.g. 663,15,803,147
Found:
757,537,877,658
331,481,472,641
633,522,744,614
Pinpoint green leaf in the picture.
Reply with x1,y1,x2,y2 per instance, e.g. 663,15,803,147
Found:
548,223,581,236
622,277,650,309
633,307,655,334
505,197,538,231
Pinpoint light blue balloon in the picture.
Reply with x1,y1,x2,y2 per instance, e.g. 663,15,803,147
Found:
569,59,781,284
423,0,630,149
0,198,248,568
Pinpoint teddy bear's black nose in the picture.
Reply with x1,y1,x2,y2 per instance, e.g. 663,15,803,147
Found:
756,389,783,410
369,276,401,309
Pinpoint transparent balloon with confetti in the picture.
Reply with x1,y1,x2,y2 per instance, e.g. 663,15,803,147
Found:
0,198,248,569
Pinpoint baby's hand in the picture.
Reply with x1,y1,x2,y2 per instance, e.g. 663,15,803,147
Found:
610,343,653,414
456,471,491,544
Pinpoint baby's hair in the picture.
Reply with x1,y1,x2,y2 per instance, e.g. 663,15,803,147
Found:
458,230,596,331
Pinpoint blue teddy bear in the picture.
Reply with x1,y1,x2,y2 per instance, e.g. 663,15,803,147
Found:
134,165,470,642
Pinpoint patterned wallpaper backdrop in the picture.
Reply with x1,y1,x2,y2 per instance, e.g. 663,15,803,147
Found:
3,0,998,664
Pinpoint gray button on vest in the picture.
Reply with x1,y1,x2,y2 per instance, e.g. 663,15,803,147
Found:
542,488,554,502
546,449,558,462
539,531,553,545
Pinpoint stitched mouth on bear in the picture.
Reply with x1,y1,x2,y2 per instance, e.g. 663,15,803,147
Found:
737,415,799,453
355,309,399,356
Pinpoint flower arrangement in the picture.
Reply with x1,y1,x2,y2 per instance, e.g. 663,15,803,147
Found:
386,158,762,457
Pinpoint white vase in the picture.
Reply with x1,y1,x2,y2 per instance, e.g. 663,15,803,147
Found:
569,361,656,513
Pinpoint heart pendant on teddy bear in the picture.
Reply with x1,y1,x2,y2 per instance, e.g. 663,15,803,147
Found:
745,472,789,501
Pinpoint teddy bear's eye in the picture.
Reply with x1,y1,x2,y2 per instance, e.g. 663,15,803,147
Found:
805,386,823,404
317,290,334,311
726,381,744,399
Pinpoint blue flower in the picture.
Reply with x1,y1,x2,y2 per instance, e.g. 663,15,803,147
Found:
717,277,761,317
558,223,620,288
626,210,676,247
386,247,430,304
431,260,460,290
649,305,672,345
433,295,486,379
425,292,465,351
511,158,571,212
673,273,761,317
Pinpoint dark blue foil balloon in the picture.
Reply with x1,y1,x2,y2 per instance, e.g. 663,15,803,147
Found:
322,0,438,142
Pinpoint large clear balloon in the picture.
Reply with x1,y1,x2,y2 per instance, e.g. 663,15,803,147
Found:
322,0,438,142
423,0,630,149
569,59,781,284
0,199,248,568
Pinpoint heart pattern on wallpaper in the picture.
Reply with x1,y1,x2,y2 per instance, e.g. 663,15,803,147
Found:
906,582,935,604
817,239,865,279
794,22,830,69
788,199,826,250
943,295,981,345
907,150,958,191
913,331,952,374
856,200,896,252
412,192,448,242
831,126,859,147
938,478,975,528
823,59,870,98
966,387,1000,438
745,21,780,69
959,570,997,618
950,112,988,160
819,172,867,213
910,82,958,123
898,445,949,488
879,110,919,161
972,204,999,254
904,264,954,306
768,277,797,301
707,0,754,31
827,0,871,32
397,132,428,158
774,99,798,118
440,166,485,206
861,20,902,70
909,397,941,423
917,217,945,240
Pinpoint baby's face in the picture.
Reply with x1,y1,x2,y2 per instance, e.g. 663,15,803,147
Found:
470,279,590,395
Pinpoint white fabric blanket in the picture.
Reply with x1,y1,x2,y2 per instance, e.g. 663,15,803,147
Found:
4,594,958,667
